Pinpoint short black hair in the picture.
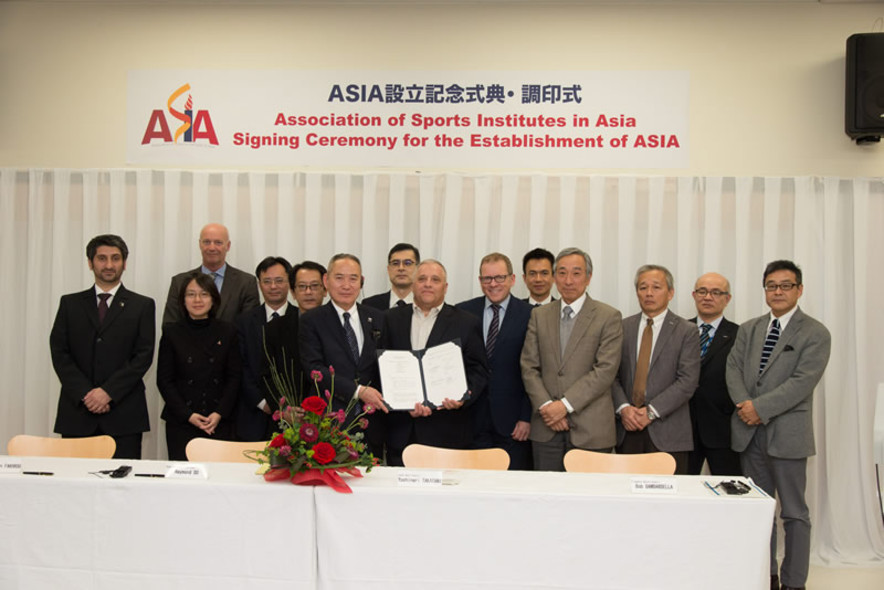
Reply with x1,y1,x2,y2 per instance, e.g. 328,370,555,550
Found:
255,256,292,279
86,234,129,261
388,243,420,264
522,247,555,273
763,260,803,286
290,260,327,290
178,271,221,319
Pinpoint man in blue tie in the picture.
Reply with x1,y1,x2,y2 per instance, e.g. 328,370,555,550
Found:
726,260,831,590
687,272,742,476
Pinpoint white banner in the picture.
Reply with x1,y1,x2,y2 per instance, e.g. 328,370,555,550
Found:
127,70,689,169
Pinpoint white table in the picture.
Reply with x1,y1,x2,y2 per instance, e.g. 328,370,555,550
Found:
314,467,775,590
0,456,315,590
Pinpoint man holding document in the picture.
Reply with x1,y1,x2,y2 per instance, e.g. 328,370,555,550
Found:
378,260,489,466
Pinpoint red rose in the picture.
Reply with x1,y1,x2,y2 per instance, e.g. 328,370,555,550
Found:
301,396,328,416
299,423,318,442
311,442,336,465
269,433,286,448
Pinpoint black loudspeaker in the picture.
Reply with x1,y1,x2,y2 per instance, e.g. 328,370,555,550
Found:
846,33,884,144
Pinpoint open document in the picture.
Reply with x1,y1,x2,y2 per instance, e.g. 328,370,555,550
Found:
377,341,468,410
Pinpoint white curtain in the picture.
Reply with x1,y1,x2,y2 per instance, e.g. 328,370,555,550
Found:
1,169,882,566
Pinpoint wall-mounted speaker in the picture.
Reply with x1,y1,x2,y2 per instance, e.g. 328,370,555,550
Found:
846,33,884,145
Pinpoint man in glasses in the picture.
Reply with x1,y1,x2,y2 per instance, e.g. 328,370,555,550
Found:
726,260,830,590
687,272,742,476
290,260,328,313
362,243,420,310
457,253,533,469
235,256,299,441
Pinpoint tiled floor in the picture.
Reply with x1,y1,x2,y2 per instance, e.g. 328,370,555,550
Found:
807,565,884,589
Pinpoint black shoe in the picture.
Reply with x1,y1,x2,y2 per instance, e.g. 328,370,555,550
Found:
770,575,779,590
780,586,805,590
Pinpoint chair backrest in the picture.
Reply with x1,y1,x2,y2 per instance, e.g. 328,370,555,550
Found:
563,449,676,475
7,434,116,459
185,438,269,463
402,444,510,471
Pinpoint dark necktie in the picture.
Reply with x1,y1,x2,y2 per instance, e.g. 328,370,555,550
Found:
343,312,360,363
486,303,501,359
98,293,111,324
560,305,574,359
271,311,280,320
759,318,780,374
533,302,542,308
632,318,653,407
396,299,407,308
699,323,713,357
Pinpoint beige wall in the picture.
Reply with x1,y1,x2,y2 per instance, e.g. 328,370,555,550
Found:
2,0,884,176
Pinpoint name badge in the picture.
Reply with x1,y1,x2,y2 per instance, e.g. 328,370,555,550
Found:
631,477,678,494
0,458,23,474
165,463,209,480
397,470,443,487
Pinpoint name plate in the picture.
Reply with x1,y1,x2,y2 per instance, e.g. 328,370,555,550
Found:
0,458,22,474
165,463,208,480
397,470,444,487
630,477,678,494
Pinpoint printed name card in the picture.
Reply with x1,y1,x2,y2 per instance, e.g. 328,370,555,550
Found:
397,470,444,487
630,477,678,494
165,463,208,480
0,458,22,474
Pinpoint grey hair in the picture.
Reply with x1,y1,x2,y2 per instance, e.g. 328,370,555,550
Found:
554,247,593,275
634,264,674,290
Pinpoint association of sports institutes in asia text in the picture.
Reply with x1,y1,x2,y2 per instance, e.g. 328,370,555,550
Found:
232,112,680,151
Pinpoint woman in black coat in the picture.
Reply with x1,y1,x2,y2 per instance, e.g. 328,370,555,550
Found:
157,272,242,460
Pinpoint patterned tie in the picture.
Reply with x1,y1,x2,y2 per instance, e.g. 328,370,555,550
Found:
560,305,574,359
271,311,280,320
211,271,222,293
759,318,780,374
699,323,713,357
97,293,111,324
632,318,654,407
486,303,501,359
343,312,360,363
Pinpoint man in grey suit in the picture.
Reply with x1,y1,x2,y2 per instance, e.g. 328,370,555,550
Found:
520,247,623,471
162,223,259,325
612,264,700,475
726,260,830,590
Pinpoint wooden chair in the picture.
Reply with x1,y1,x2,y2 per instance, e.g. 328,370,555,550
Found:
6,434,116,459
185,438,269,463
563,449,676,475
402,444,510,471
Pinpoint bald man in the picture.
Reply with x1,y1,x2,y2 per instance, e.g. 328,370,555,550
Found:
162,223,259,325
687,272,741,476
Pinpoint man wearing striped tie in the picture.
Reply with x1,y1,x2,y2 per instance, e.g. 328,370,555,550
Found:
726,260,831,590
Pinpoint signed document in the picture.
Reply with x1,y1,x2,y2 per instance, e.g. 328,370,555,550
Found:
377,341,468,411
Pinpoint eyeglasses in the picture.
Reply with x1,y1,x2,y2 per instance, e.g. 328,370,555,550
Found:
479,275,509,285
296,283,323,293
260,278,287,287
694,288,729,298
764,282,799,292
185,291,211,299
389,259,416,268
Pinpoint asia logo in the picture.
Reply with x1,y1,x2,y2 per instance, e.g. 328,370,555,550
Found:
141,83,219,145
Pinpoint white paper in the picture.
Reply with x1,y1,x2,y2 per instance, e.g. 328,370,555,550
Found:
377,350,426,410
421,342,468,405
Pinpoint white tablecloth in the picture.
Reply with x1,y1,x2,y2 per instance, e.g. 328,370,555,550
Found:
0,456,315,590
314,467,775,590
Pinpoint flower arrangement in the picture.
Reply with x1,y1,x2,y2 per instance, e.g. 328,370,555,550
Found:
246,363,378,493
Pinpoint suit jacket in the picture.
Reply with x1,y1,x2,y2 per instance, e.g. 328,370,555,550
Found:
520,296,622,449
156,318,241,425
380,303,489,451
612,310,700,453
726,307,830,459
50,285,156,436
162,264,259,326
689,316,739,449
235,305,300,440
362,291,391,311
457,295,532,437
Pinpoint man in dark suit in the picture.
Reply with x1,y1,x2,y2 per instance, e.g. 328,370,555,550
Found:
50,234,155,459
612,264,700,475
687,272,742,476
380,259,489,467
522,247,557,306
291,260,327,313
362,243,419,310
457,253,533,470
162,223,259,325
727,260,830,590
521,248,623,471
235,256,298,442
300,254,387,457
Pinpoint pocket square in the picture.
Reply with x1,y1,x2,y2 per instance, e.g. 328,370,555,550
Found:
783,345,794,351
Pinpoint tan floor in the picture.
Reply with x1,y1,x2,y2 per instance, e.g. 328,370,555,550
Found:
807,565,884,590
